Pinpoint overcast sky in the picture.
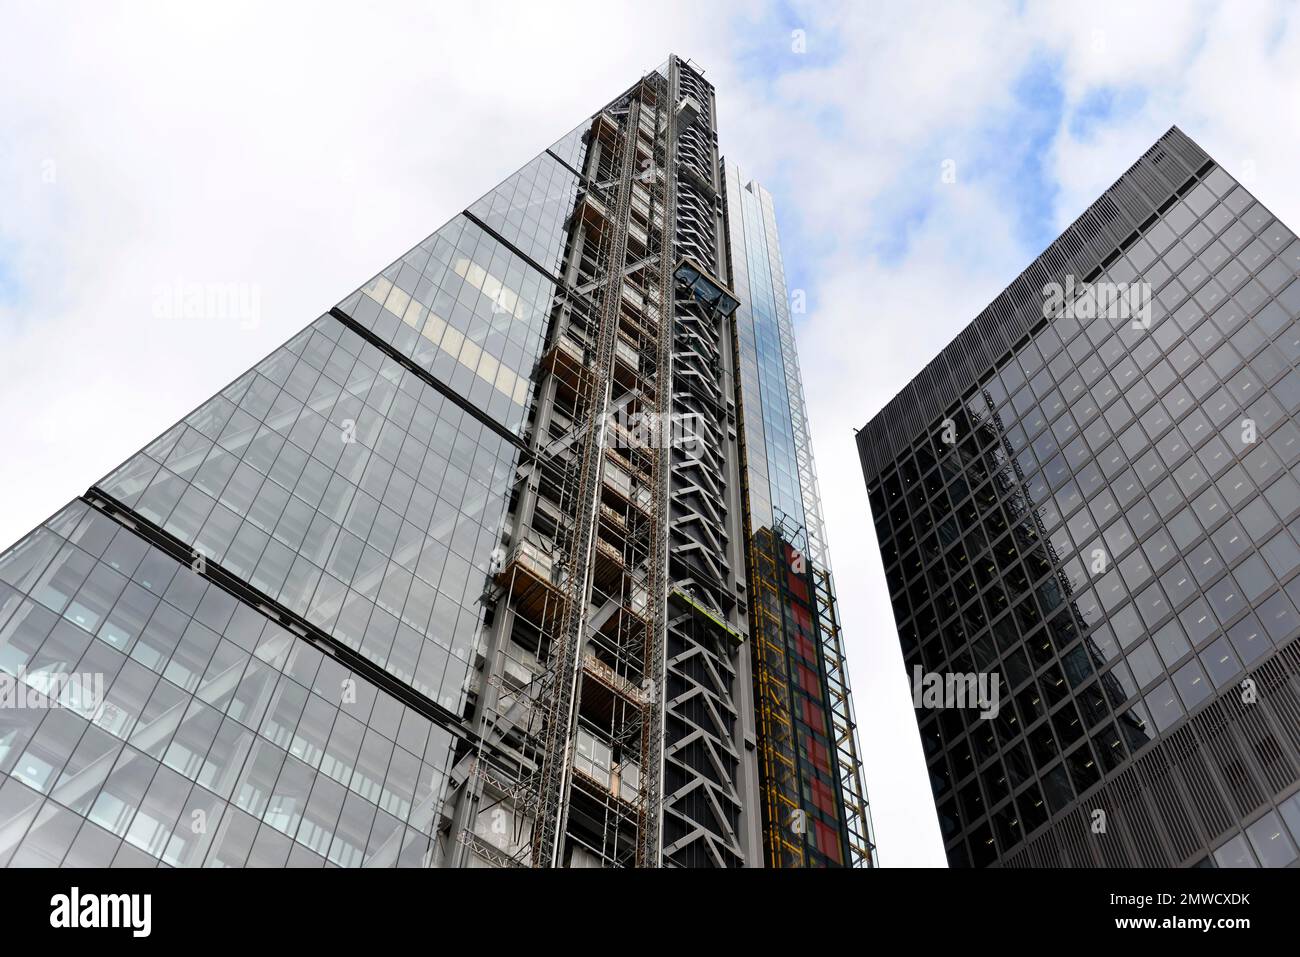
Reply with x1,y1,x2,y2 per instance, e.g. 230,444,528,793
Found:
3,0,1300,868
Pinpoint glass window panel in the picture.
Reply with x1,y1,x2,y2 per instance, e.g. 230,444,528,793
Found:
1213,833,1257,868
1172,659,1211,711
88,747,156,837
1245,811,1297,868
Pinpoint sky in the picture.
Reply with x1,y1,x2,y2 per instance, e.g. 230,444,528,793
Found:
2,0,1300,868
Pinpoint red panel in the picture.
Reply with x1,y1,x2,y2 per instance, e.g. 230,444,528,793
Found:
799,664,822,701
813,778,836,815
803,698,826,735
796,633,816,663
795,665,816,696
792,603,813,634
816,820,843,864
811,738,830,773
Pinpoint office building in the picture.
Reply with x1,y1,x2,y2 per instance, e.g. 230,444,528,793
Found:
0,56,873,868
859,127,1300,867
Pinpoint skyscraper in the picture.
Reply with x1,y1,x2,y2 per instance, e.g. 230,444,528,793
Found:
0,55,873,868
858,127,1300,868
726,164,874,867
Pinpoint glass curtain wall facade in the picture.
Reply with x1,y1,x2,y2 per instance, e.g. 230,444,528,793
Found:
0,55,872,868
725,164,875,867
0,117,580,869
859,127,1300,868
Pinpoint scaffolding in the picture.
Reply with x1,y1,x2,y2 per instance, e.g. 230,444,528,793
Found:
747,525,805,867
440,65,678,869
811,560,876,867
441,56,769,869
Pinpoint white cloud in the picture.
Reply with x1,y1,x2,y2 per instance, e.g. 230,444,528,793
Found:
714,0,1300,867
3,0,1298,869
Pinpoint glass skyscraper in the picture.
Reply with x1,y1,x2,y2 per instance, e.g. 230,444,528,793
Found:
0,55,872,868
726,164,873,866
859,127,1300,868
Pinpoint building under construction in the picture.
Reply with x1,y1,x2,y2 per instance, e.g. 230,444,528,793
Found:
0,56,874,868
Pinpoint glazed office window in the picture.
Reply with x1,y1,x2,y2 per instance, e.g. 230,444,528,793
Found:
868,158,1300,865
0,501,458,868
